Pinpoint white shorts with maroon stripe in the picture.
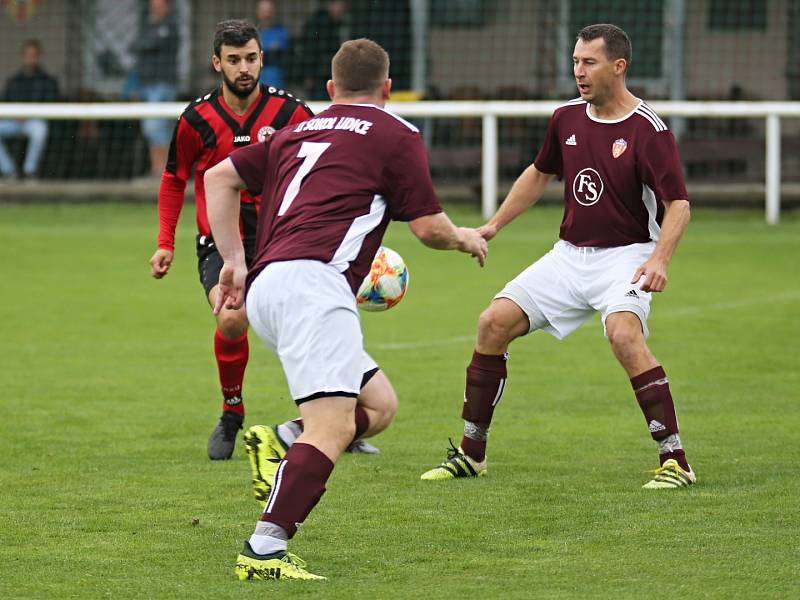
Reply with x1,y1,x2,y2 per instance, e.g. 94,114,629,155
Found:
496,240,656,340
246,260,377,402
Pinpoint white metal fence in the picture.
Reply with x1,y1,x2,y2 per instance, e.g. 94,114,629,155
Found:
1,100,799,223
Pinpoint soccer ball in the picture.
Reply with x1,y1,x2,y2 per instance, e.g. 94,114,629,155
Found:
356,246,409,312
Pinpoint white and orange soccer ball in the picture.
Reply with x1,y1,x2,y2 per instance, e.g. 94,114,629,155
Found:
356,246,409,312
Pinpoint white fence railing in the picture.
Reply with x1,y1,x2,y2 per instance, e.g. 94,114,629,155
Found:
2,100,799,224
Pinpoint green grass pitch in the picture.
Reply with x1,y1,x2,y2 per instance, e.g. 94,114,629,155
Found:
1,202,798,599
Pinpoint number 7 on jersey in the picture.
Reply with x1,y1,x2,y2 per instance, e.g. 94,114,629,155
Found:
278,141,331,216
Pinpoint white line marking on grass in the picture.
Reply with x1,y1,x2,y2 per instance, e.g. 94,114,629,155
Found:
373,335,474,350
660,290,800,317
372,291,800,350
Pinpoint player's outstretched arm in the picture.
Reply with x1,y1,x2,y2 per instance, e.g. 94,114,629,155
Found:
408,213,488,266
205,158,248,313
478,165,555,241
631,198,691,293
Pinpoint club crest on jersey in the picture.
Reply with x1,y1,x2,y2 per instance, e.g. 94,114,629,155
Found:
572,167,604,206
257,126,276,142
612,138,628,158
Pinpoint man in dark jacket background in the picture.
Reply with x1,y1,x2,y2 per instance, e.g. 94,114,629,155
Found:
0,38,60,179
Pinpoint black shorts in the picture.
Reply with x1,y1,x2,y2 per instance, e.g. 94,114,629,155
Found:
196,203,257,298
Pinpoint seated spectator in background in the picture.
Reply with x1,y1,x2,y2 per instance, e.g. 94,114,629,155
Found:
297,0,348,100
256,0,289,88
0,39,60,180
131,0,178,177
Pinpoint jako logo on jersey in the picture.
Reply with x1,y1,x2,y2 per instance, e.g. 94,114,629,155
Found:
572,167,603,206
233,134,251,144
612,138,628,158
257,126,276,142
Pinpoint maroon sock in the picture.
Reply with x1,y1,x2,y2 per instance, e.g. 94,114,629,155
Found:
291,418,304,430
214,329,248,417
459,351,507,462
660,448,690,472
260,442,334,538
460,435,486,463
631,366,679,439
352,405,369,442
631,366,690,470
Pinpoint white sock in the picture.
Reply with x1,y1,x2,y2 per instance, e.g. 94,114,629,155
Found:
276,421,302,446
249,521,288,555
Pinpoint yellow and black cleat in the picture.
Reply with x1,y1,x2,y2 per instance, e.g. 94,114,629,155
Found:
234,541,326,581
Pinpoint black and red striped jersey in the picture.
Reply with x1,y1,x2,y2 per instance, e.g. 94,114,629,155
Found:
156,84,314,251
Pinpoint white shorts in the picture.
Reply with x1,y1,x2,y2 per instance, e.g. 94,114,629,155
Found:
246,260,378,403
496,240,655,340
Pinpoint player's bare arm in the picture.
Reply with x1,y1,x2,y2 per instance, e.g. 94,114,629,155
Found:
479,165,555,241
205,158,248,313
149,248,174,278
631,198,691,292
408,213,488,266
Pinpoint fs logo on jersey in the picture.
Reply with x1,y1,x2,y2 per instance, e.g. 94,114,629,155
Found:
612,138,628,159
572,167,604,206
257,126,276,142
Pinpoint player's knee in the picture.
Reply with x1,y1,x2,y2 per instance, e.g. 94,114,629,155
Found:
477,307,515,347
374,388,398,429
607,323,641,354
216,308,248,338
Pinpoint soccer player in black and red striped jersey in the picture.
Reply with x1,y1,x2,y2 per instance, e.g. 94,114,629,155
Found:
148,20,315,459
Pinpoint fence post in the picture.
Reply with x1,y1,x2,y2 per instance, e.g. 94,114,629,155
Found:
765,113,781,225
482,113,498,220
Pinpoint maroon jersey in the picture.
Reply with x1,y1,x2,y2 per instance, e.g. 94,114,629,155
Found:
156,84,313,251
230,103,443,293
535,98,688,247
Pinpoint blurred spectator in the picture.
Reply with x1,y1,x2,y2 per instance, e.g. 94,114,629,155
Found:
297,0,348,100
256,0,289,88
131,0,179,177
0,39,60,180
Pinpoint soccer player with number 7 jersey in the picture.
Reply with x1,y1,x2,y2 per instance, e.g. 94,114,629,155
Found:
205,38,487,581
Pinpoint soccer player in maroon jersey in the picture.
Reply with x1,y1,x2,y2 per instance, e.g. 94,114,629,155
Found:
421,24,696,489
147,20,316,460
205,38,488,580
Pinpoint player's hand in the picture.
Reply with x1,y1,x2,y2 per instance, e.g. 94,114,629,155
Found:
213,261,248,314
477,223,499,241
457,227,488,267
149,248,174,279
631,257,668,292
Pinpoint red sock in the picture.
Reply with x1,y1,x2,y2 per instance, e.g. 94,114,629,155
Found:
214,328,248,417
260,443,334,538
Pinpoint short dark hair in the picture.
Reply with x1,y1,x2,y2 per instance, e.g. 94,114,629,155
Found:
331,38,389,96
577,23,632,66
22,39,42,53
213,19,261,57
